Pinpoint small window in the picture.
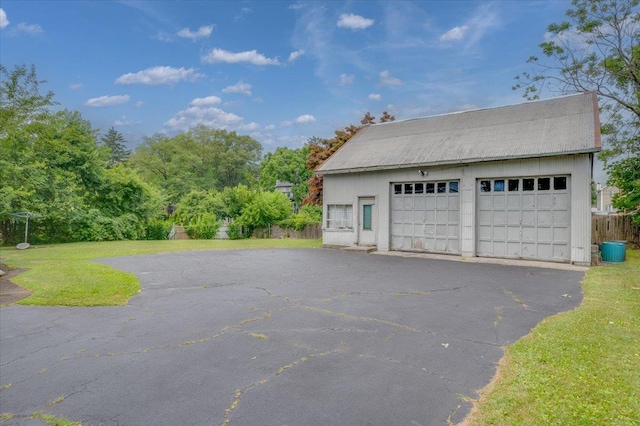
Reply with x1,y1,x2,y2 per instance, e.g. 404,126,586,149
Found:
414,183,424,194
538,177,550,190
508,179,519,192
394,184,402,194
494,180,505,192
404,183,413,194
362,205,372,230
426,183,435,194
437,182,447,193
523,178,535,191
449,181,459,193
480,180,491,192
554,176,567,190
326,205,353,229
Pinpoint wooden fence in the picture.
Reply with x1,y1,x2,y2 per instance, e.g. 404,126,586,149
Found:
252,223,322,239
592,214,639,246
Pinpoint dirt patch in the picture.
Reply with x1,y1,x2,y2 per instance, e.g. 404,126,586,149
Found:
0,264,30,305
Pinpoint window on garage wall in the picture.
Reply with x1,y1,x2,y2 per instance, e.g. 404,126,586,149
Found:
326,205,353,230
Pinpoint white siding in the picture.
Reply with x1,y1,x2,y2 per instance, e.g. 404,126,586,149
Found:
322,154,592,265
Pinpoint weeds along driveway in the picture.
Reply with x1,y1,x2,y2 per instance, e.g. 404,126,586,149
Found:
0,249,584,426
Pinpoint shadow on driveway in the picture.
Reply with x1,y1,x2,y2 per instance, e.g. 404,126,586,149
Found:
0,249,584,425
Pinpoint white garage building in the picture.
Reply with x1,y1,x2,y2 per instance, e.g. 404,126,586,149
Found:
317,92,601,265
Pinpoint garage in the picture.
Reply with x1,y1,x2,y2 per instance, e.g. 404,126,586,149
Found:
318,92,600,265
477,176,570,261
391,180,460,254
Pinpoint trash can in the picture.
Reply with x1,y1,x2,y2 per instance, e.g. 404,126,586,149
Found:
600,241,626,263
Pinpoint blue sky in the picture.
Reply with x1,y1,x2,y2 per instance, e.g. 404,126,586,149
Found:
2,0,607,181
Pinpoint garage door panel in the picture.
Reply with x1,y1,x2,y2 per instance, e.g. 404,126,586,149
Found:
554,227,569,242
477,176,570,262
554,194,569,208
493,196,506,209
537,210,552,224
537,227,552,241
538,194,552,208
448,196,460,209
403,198,414,209
521,210,536,224
414,197,426,209
507,195,520,208
522,195,535,208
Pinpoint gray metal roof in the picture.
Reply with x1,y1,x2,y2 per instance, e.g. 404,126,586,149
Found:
317,92,601,174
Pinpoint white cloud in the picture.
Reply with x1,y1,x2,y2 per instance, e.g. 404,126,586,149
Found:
113,115,142,126
264,124,276,131
288,49,305,63
177,25,214,41
296,114,316,124
222,82,252,96
235,7,252,20
379,70,402,86
115,66,204,85
164,102,243,132
440,25,468,41
0,9,9,29
69,83,82,91
84,95,130,107
239,121,260,131
368,93,381,101
152,31,172,42
289,4,304,10
16,22,43,35
201,48,280,65
337,13,374,30
280,120,293,128
134,101,144,108
438,4,499,48
189,95,222,107
339,73,355,85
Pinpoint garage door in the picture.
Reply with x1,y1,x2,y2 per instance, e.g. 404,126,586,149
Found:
477,176,570,261
391,181,460,254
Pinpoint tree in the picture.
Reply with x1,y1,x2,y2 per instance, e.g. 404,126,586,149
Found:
303,111,395,205
130,126,263,204
100,127,131,168
259,146,312,204
1,64,164,243
513,0,639,220
236,191,292,233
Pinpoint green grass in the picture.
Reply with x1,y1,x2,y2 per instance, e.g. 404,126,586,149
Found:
0,239,322,306
467,249,640,426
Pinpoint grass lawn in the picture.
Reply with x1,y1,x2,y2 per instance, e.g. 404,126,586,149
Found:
0,239,321,306
466,249,640,425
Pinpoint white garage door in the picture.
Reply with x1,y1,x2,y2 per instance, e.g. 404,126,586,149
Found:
391,181,460,254
477,176,570,262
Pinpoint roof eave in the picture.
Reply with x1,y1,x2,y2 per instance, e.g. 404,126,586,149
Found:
316,148,601,175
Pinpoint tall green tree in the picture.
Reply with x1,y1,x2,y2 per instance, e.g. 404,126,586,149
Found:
100,127,131,168
513,0,639,221
130,126,263,204
259,146,311,204
1,64,163,243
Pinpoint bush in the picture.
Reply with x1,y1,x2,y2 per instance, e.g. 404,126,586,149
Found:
226,224,246,240
144,219,172,240
279,204,322,231
184,213,221,239
236,191,292,233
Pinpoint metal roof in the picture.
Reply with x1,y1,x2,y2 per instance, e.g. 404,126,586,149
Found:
317,92,601,174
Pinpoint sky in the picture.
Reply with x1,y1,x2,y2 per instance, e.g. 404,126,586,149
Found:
0,0,607,183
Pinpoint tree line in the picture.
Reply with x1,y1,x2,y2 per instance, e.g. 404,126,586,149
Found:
0,64,392,245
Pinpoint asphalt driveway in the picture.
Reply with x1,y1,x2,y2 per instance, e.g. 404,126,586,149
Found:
0,249,584,425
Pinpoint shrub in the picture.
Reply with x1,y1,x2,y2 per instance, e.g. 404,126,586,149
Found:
184,213,221,239
280,204,322,231
144,219,172,240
